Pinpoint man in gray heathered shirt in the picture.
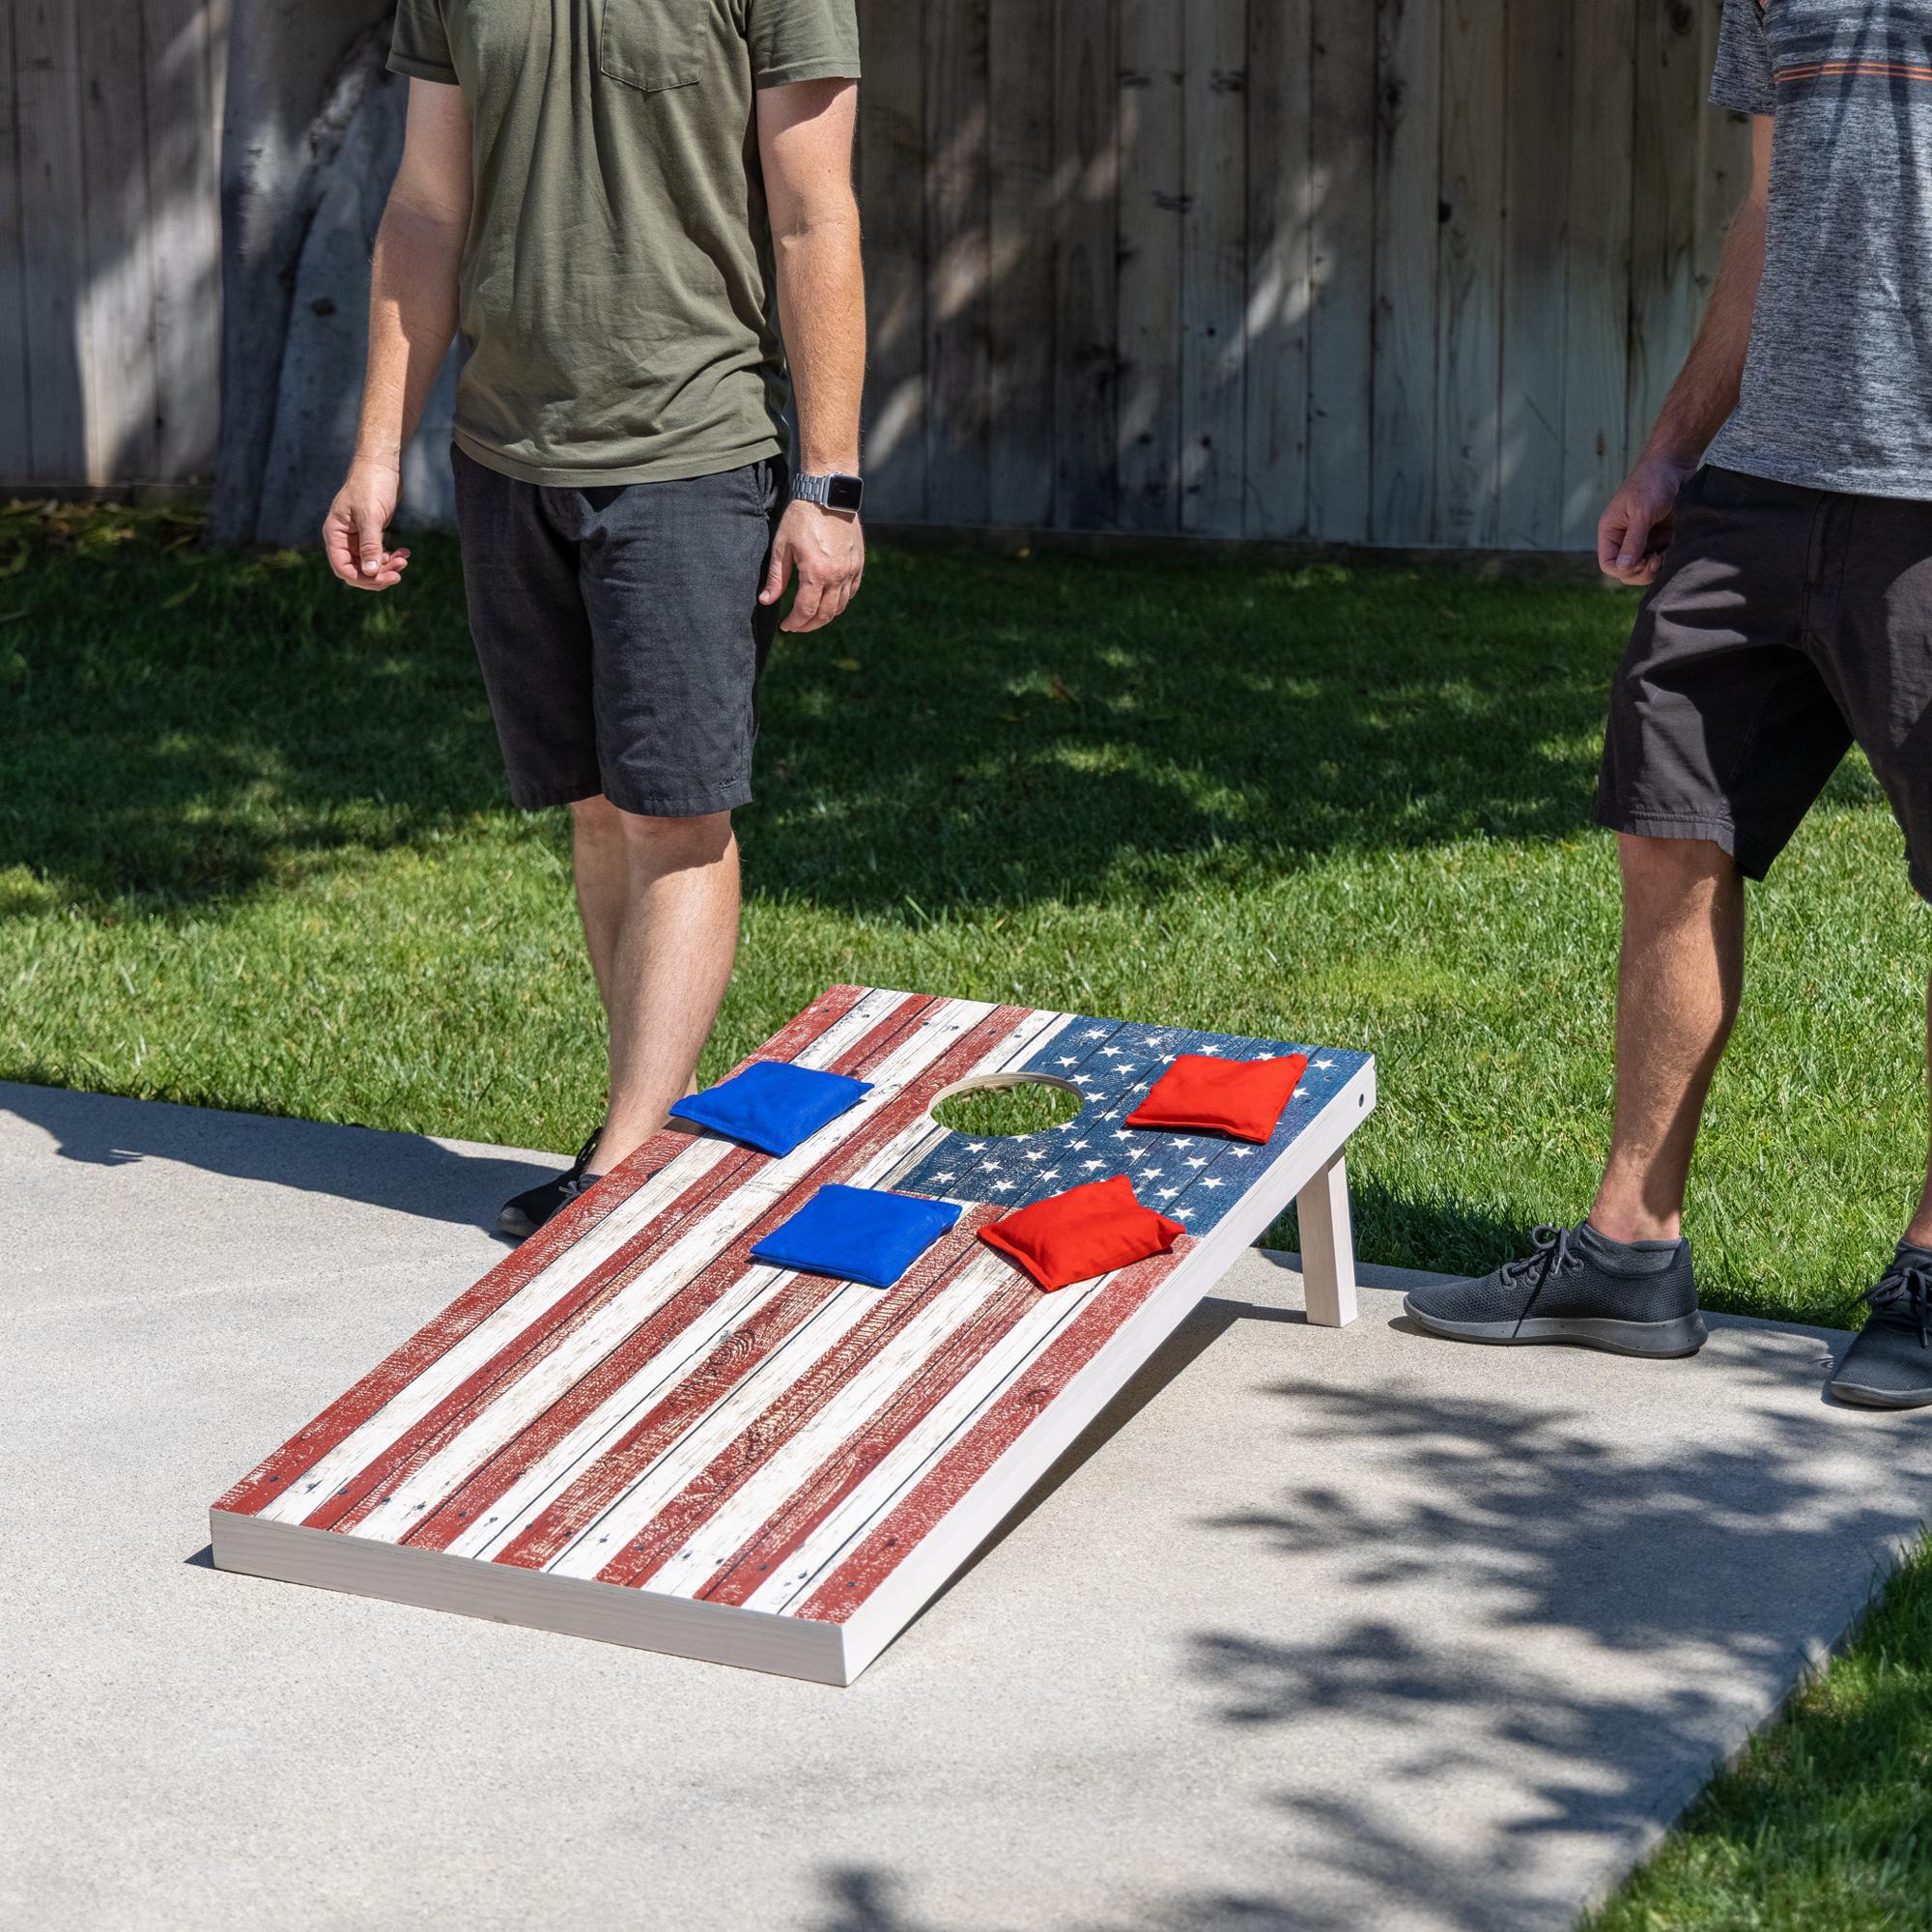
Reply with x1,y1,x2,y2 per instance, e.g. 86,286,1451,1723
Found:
1405,0,1932,1407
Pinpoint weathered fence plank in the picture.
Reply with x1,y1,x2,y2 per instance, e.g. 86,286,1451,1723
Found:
1496,0,1572,551
923,0,990,524
1306,0,1378,545
987,0,1058,526
857,0,926,521
1242,0,1312,539
1115,0,1182,531
1370,0,1441,545
0,0,30,481
1051,0,1117,530
1178,0,1246,535
1434,0,1504,548
1560,0,1635,549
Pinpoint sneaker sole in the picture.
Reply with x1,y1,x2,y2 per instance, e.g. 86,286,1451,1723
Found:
1827,1377,1932,1409
1402,1299,1708,1358
497,1206,539,1240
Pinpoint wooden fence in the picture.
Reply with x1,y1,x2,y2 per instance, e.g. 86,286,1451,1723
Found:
1,0,1747,552
1,0,227,495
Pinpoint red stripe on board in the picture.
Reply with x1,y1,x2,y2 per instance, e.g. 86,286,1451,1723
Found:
494,1009,1036,1573
590,1210,1003,1589
698,1215,1031,1605
211,984,870,1520
301,992,941,1535
792,1243,1191,1624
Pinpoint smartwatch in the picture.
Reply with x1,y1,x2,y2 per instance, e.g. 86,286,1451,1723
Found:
791,471,865,516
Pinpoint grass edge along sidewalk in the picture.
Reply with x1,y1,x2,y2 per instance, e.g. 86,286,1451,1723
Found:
4,500,1930,1925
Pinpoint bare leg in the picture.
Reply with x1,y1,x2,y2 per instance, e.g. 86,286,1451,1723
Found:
1590,835,1744,1243
569,796,629,1010
587,807,740,1175
1903,976,1932,1250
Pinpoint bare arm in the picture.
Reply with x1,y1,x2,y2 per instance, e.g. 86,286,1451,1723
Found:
324,78,472,591
1599,114,1772,584
756,78,865,633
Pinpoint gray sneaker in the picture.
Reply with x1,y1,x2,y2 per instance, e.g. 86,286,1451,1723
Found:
1403,1221,1708,1358
1828,1246,1932,1408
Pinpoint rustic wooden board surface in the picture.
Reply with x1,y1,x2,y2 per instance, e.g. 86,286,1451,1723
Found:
213,984,1375,1682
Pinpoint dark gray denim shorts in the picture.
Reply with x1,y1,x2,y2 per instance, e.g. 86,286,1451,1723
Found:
451,447,785,817
1598,463,1932,900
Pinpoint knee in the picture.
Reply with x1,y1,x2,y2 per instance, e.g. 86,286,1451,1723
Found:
613,806,734,869
1616,832,1736,894
569,793,628,847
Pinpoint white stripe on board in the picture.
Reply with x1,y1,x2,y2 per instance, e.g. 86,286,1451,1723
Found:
748,1261,1109,1614
533,1010,1077,1577
256,988,939,1528
331,998,1003,1544
639,1253,1020,1598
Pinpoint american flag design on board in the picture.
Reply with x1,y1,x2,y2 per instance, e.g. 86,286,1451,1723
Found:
211,986,1372,1682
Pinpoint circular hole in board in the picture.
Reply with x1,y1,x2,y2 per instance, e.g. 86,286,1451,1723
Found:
929,1072,1086,1139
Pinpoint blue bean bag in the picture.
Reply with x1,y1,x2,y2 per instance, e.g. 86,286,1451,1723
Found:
751,1184,963,1289
669,1060,871,1156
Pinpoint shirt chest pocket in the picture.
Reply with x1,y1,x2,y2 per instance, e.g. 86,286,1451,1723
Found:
598,0,706,92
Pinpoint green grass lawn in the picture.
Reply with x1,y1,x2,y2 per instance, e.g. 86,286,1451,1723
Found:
3,499,1928,1923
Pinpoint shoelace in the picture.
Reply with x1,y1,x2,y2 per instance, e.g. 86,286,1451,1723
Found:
1860,1257,1932,1350
560,1125,604,1193
1496,1223,1579,1312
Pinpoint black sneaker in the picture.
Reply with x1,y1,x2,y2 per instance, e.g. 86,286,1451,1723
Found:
1828,1246,1932,1408
1403,1221,1708,1357
497,1126,604,1241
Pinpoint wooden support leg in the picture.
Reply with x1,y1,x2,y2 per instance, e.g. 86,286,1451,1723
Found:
1296,1151,1358,1327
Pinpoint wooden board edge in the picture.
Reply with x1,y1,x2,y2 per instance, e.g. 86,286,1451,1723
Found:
207,1508,855,1688
835,1057,1378,1680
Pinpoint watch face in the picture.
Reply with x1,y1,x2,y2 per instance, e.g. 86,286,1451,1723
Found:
826,473,864,514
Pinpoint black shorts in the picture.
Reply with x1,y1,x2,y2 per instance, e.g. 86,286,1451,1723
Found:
451,447,785,817
1597,464,1932,900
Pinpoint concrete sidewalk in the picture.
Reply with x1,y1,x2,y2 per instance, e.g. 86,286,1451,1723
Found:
4,1080,1928,1932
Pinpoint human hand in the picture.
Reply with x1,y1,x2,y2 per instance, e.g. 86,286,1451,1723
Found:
323,460,412,590
759,498,864,633
1598,451,1693,586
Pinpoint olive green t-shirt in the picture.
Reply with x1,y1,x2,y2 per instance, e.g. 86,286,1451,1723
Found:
387,0,861,485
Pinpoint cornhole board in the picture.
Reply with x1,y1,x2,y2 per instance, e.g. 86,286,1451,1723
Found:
211,986,1376,1684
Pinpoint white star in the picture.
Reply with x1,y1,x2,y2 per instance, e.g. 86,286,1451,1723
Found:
1159,1187,1178,1199
1098,1111,1118,1121
1174,1206,1194,1220
1126,1147,1147,1161
1084,1028,1107,1039
1315,1059,1334,1069
1201,1178,1223,1190
1293,1086,1307,1099
1231,1149,1253,1159
1114,1130,1133,1141
1173,1138,1194,1149
1256,1051,1274,1061
1081,1159,1104,1172
1160,1053,1177,1064
934,1171,954,1183
1070,1139,1089,1151
1057,1055,1079,1067
993,1179,1015,1192
965,1143,985,1153
1024,1150,1045,1163
1040,1169,1060,1181
1073,1074,1094,1086
1100,1046,1123,1058
1197,1044,1220,1055
1186,1157,1208,1168
1143,1168,1162,1179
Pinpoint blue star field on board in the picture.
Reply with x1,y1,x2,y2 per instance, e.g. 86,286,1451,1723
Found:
896,1018,1371,1236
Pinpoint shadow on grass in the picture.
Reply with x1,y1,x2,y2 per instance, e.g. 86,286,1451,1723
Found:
1,509,1635,916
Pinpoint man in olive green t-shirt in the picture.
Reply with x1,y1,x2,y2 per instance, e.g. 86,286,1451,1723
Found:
322,1,867,1239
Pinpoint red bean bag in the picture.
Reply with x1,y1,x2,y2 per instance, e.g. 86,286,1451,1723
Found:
980,1174,1185,1293
1124,1051,1309,1144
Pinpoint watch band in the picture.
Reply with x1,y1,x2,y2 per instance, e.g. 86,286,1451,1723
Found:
791,470,865,515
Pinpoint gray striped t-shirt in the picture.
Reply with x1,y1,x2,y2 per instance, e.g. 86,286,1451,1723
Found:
1707,0,1932,500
